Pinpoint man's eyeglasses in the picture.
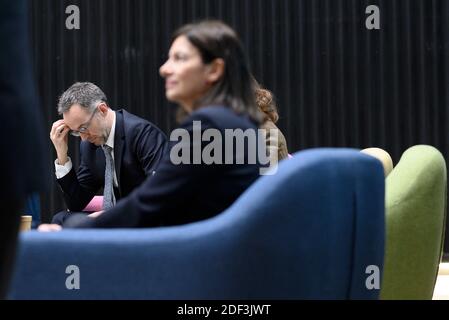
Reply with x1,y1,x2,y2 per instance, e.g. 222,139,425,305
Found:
70,108,98,137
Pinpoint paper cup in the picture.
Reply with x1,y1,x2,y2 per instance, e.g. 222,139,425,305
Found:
20,215,32,232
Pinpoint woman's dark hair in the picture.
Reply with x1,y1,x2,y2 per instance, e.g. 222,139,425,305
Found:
172,20,263,124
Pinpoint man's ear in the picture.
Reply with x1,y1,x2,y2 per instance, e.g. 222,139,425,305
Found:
98,102,109,116
206,58,225,84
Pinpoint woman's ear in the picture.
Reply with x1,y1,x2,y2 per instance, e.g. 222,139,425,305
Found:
206,58,225,84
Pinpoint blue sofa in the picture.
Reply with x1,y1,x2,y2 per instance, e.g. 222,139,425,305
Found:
8,149,385,299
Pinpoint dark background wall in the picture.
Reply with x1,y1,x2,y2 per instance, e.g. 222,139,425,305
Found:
29,0,449,251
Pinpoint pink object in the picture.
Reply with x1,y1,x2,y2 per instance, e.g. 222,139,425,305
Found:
83,196,104,212
288,154,293,159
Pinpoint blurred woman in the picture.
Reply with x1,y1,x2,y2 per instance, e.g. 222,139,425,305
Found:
58,20,264,229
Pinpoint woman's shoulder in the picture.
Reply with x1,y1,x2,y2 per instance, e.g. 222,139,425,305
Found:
191,105,235,118
185,105,257,130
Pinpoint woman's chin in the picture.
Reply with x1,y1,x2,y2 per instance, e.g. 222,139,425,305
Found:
165,92,178,103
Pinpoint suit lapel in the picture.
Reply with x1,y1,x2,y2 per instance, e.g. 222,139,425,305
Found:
114,110,126,195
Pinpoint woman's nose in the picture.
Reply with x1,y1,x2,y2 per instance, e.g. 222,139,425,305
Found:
159,60,171,77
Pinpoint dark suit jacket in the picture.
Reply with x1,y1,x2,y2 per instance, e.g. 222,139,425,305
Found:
0,0,49,198
57,109,167,211
65,106,262,228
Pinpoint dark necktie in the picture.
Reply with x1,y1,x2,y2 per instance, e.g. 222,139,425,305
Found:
102,145,116,210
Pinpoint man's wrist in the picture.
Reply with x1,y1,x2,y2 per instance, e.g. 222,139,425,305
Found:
57,154,68,165
54,156,72,179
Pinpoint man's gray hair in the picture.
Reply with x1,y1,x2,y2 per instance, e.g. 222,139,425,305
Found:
57,82,108,115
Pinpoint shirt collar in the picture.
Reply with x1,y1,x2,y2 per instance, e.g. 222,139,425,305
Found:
104,110,116,149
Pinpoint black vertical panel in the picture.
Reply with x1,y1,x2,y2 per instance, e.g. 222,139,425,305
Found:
30,0,449,252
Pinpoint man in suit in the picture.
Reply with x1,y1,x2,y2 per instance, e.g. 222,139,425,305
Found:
49,82,167,225
0,0,50,298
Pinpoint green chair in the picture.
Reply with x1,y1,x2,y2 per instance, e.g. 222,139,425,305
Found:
381,145,447,299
